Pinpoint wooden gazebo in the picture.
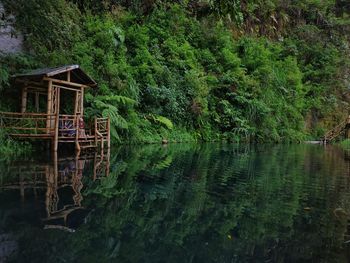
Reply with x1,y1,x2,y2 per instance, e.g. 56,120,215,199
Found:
0,65,110,152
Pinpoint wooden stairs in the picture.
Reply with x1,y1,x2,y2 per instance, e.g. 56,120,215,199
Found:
58,117,110,153
323,116,350,143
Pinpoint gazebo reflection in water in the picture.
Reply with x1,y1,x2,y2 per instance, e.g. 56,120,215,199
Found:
0,150,110,232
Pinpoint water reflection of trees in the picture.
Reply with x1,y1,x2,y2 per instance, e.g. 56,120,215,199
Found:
1,144,350,262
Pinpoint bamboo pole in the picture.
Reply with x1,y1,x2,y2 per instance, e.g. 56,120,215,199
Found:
26,86,47,92
100,133,104,152
0,112,53,116
80,87,84,115
16,79,46,88
44,77,89,89
35,92,40,112
11,134,53,138
21,87,28,113
53,87,60,152
107,117,111,149
74,91,79,115
75,115,81,154
46,80,53,134
3,127,49,131
94,117,98,147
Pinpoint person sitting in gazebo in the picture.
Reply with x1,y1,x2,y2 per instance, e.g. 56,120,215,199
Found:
59,116,75,136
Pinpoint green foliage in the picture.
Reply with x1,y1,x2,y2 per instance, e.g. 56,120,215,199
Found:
0,55,36,92
0,130,32,158
86,95,135,142
0,0,349,145
150,115,174,130
208,0,244,25
339,139,350,150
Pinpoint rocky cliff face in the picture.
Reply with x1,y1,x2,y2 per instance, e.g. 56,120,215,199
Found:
0,1,23,53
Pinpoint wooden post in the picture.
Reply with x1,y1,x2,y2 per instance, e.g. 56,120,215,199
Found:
46,80,53,134
74,90,79,115
21,87,28,113
67,71,71,82
75,115,81,154
80,88,84,115
100,134,104,152
74,90,81,154
35,92,40,112
53,87,60,152
94,117,98,147
107,117,111,149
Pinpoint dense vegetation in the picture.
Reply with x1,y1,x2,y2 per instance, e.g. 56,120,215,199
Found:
1,0,350,145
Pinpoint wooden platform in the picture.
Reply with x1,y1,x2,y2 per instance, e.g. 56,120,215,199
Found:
0,112,110,152
0,65,110,152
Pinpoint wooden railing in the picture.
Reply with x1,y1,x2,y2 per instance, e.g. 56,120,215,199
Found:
0,112,110,150
94,117,111,150
0,112,56,136
95,117,109,135
0,113,82,137
324,117,349,142
57,114,79,138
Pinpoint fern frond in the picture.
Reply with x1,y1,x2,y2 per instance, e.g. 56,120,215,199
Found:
97,95,136,106
102,107,128,129
153,115,174,130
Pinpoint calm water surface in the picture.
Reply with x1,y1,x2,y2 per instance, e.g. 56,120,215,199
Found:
1,144,350,262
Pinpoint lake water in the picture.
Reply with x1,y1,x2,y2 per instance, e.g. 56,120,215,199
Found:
1,143,350,262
